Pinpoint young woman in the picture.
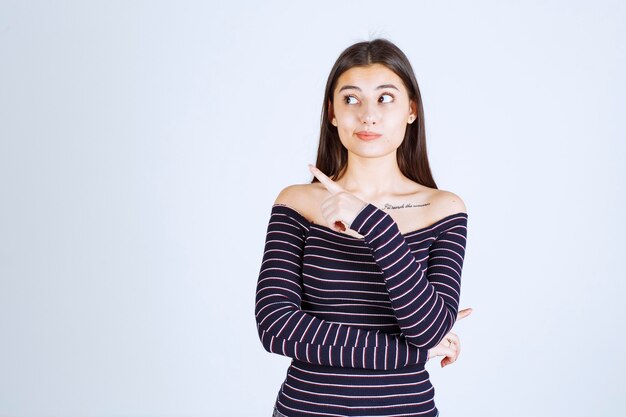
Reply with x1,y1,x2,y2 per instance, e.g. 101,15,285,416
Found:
255,38,472,417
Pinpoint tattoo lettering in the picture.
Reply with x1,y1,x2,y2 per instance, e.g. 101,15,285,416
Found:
383,202,430,210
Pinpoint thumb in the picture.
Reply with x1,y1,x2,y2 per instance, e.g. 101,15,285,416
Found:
456,308,473,321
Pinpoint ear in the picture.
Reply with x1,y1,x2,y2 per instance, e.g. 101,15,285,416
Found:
328,100,337,126
408,100,418,124
407,100,417,124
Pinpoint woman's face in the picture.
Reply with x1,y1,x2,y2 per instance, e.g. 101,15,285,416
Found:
330,63,417,159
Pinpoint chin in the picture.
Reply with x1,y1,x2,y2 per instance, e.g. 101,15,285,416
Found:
346,147,400,159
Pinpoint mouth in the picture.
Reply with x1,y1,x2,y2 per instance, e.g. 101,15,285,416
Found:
355,131,382,141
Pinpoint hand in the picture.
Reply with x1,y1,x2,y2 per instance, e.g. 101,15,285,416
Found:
427,307,473,368
308,164,368,233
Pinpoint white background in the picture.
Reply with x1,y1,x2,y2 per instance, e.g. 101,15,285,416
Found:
1,1,625,416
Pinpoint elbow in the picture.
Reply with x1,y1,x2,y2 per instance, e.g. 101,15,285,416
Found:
254,308,270,351
260,333,274,354
254,307,285,354
255,319,275,354
254,297,300,354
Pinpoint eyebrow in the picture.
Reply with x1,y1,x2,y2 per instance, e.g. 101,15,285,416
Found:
337,84,400,93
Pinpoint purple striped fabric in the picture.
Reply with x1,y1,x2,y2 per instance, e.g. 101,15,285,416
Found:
255,203,468,417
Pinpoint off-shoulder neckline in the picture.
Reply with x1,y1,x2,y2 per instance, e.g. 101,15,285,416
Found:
272,203,468,238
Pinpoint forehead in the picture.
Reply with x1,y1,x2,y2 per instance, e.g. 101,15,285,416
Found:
334,63,406,93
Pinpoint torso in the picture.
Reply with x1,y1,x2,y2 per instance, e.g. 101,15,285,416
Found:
266,181,467,416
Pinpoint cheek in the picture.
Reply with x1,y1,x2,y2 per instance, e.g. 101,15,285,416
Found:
389,112,410,131
387,108,408,122
337,111,358,123
337,115,359,132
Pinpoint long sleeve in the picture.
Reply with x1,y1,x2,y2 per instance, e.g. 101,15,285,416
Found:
255,205,429,370
350,203,468,350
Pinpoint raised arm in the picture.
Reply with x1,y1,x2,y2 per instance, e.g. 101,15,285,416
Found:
350,203,468,350
255,205,429,370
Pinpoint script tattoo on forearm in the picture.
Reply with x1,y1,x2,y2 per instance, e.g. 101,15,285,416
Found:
383,202,430,210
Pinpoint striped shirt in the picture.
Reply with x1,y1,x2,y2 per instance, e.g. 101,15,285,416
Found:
255,202,468,417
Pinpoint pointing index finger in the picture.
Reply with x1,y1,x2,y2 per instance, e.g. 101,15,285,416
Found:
308,164,343,195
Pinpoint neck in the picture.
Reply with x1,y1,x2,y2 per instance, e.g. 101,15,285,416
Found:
335,151,408,200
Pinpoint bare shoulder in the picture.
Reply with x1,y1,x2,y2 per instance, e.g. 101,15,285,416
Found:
431,189,468,217
274,183,324,206
273,183,326,220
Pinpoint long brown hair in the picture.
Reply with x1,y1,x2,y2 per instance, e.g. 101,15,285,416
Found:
312,38,437,189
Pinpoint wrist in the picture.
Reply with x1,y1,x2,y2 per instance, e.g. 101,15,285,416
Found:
347,201,370,229
348,202,378,232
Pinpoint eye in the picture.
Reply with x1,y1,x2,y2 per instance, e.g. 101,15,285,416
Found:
379,93,394,103
343,95,358,105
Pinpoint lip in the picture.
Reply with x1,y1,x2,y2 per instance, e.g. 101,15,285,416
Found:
355,131,382,141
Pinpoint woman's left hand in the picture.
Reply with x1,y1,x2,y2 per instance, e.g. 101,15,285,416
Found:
427,307,472,367
428,331,461,368
308,164,368,233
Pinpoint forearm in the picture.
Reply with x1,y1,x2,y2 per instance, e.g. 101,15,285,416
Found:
256,302,427,369
255,206,429,369
350,203,468,349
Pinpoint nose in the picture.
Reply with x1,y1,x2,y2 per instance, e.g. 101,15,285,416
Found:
360,102,379,125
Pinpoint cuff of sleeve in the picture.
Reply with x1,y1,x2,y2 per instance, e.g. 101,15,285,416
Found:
350,203,389,239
